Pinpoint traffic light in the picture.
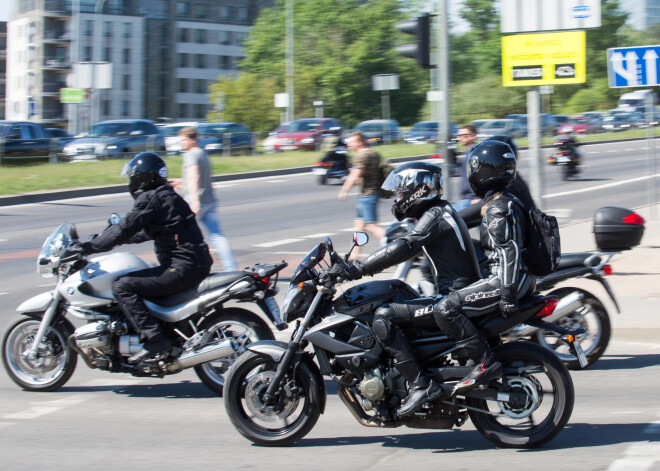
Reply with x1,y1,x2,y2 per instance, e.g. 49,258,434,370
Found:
396,13,432,69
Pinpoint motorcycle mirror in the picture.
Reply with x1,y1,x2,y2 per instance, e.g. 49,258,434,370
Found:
325,236,334,254
68,225,79,241
108,213,121,225
344,232,368,262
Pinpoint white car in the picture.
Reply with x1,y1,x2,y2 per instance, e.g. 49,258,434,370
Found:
162,122,199,155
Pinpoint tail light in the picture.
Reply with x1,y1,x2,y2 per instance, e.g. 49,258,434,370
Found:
537,298,560,318
602,264,613,275
252,275,272,288
314,162,332,167
622,213,645,225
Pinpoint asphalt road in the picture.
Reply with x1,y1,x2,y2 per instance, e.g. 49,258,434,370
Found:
0,139,658,470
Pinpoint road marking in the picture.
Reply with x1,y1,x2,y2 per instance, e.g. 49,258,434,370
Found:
303,233,336,238
0,239,7,242
272,251,314,255
1,394,89,420
212,183,237,189
0,292,8,296
254,238,303,248
265,179,287,183
545,208,572,218
544,174,660,199
608,420,660,470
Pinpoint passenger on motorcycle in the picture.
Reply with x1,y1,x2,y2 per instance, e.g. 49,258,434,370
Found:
62,152,213,364
330,162,481,417
434,140,535,395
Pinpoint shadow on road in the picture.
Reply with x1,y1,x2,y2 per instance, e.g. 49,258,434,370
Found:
61,380,218,398
583,353,660,371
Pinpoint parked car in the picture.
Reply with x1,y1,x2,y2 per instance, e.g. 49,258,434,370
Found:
601,114,638,132
197,122,254,155
47,127,75,154
62,119,165,160
0,121,54,161
162,122,199,155
504,114,528,135
557,116,602,135
353,119,400,145
403,121,457,144
471,119,491,132
476,119,518,140
261,122,289,153
553,115,570,128
274,118,343,151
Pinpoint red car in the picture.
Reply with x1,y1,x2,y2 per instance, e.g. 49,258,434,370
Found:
557,116,601,135
274,118,343,151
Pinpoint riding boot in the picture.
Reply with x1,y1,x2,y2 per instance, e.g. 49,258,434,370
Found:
384,329,442,418
452,335,502,396
128,336,172,364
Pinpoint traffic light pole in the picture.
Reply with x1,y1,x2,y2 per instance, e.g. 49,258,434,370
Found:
437,0,451,201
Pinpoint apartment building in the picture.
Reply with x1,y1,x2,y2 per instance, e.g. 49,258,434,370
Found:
5,0,273,130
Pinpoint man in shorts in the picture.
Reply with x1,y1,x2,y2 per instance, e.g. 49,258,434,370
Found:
338,131,386,259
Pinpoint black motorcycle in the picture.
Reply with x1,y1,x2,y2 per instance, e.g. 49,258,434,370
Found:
549,137,580,180
223,233,583,448
312,147,350,185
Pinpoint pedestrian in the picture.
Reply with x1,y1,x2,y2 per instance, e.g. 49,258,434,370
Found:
338,131,386,259
172,126,237,271
454,124,481,212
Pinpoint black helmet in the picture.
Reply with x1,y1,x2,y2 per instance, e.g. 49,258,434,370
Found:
382,162,443,221
484,134,518,157
121,152,168,198
466,141,517,198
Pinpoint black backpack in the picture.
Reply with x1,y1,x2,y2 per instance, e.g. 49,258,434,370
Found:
511,197,561,276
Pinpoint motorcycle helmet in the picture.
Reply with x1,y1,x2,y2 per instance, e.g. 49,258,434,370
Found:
484,134,518,157
466,140,517,198
382,162,443,221
121,152,168,199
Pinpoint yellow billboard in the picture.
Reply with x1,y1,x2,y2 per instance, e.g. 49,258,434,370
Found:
502,31,586,87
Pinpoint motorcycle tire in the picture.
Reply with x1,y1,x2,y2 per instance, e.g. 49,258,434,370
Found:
536,287,611,369
2,313,77,392
224,351,323,446
562,164,571,181
466,341,574,449
194,308,275,396
318,175,327,185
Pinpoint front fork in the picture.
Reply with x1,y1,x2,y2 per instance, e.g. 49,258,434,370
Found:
28,278,64,360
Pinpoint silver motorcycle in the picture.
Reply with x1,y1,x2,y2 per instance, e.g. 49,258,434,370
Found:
2,217,287,394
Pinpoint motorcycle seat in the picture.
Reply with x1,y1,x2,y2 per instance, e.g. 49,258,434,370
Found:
197,271,246,294
557,252,601,270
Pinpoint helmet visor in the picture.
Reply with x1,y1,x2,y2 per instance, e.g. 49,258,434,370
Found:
120,161,132,177
381,170,403,191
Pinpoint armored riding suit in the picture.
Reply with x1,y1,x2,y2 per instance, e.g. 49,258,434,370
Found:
86,184,213,343
433,191,534,345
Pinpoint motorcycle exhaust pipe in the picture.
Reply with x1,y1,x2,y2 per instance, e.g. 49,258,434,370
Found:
167,338,236,373
508,291,584,339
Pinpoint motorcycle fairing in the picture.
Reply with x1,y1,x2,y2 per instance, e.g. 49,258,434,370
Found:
16,291,53,313
334,279,419,317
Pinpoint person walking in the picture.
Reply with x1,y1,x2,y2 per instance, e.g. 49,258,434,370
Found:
454,125,481,212
338,131,386,259
173,126,237,271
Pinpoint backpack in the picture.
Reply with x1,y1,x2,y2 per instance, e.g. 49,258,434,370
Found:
377,154,395,199
511,197,561,276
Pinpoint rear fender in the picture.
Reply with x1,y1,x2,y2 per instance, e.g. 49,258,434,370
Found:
17,291,54,313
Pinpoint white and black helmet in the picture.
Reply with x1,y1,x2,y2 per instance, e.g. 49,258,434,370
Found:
382,162,443,221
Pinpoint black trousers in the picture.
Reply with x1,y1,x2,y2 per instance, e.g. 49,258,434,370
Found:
112,264,209,342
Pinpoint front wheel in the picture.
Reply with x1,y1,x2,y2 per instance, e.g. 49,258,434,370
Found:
194,308,274,395
536,287,611,369
466,341,574,449
2,314,77,392
224,351,323,446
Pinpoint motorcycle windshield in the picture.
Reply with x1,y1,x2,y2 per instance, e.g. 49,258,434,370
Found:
37,223,75,276
290,243,326,285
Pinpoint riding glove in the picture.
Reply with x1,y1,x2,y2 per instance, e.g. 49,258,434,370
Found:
499,284,519,318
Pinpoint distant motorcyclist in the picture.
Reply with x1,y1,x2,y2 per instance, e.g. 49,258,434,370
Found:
62,152,213,364
330,162,480,417
554,129,581,167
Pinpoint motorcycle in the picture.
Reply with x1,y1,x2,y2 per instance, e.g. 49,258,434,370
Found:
312,146,350,185
223,233,583,448
2,216,287,395
387,207,646,369
548,137,580,180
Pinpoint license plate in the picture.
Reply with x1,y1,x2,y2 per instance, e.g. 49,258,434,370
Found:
557,155,570,163
572,339,589,368
312,168,327,175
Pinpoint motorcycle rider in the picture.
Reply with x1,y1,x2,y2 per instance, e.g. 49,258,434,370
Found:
554,129,581,170
433,140,535,395
330,162,481,417
62,152,213,364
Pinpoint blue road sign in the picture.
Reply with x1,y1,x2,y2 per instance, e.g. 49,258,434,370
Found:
607,45,660,88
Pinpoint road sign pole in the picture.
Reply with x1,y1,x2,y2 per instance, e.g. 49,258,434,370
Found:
646,94,658,219
527,87,543,210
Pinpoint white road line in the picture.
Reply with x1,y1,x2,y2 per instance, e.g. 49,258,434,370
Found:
254,238,303,248
1,394,89,420
0,292,8,296
545,208,572,218
265,179,287,183
607,421,660,470
303,233,336,238
212,183,238,188
340,227,357,232
272,251,314,255
544,174,660,199
0,239,7,242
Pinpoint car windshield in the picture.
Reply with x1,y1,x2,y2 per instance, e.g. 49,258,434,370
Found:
0,124,9,137
482,121,510,129
287,120,321,132
412,123,437,131
569,117,590,124
198,125,230,137
163,125,188,137
356,123,388,132
89,123,134,137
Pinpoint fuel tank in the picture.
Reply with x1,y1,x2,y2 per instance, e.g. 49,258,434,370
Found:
334,279,419,317
59,252,151,307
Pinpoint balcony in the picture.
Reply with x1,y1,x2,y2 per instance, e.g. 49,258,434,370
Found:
44,58,71,69
43,31,72,43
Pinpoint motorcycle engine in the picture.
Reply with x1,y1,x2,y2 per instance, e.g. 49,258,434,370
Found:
358,369,385,403
74,321,110,350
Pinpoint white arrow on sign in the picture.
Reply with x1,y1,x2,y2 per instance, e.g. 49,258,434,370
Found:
643,49,658,85
610,51,639,86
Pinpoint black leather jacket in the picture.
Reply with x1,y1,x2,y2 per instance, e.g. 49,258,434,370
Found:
356,200,480,294
87,184,212,270
479,191,529,286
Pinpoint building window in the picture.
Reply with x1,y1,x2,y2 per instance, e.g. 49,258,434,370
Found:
219,31,232,45
178,103,188,118
177,28,188,42
195,104,206,118
102,100,111,116
108,0,122,15
122,75,130,90
123,23,132,37
103,47,111,61
235,32,248,45
196,54,205,69
194,4,208,18
177,78,187,93
195,29,206,44
84,20,93,35
84,46,92,61
176,2,189,18
178,53,188,67
104,21,112,36
219,55,231,70
195,79,206,94
238,7,249,21
219,6,231,19
123,48,130,64
121,101,129,116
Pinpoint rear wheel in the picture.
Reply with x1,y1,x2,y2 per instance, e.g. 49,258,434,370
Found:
194,308,274,395
2,314,77,392
466,341,574,449
536,287,611,369
224,352,323,446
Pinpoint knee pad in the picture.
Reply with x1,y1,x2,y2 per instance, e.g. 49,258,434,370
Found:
373,306,395,345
